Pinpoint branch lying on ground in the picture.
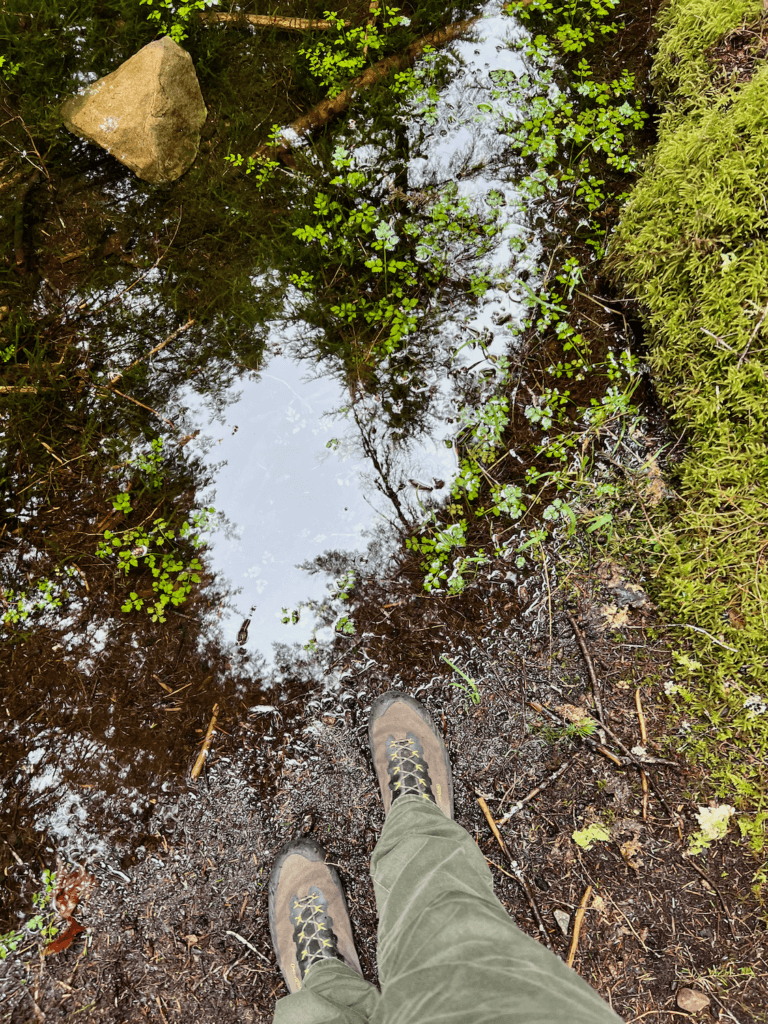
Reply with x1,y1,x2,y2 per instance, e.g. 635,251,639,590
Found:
190,703,220,782
199,12,345,31
528,699,679,821
566,611,607,726
252,19,480,161
477,794,554,951
495,756,577,826
566,885,592,968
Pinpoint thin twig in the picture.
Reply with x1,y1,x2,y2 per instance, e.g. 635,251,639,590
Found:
199,12,343,30
477,795,553,951
91,382,177,430
225,930,271,963
528,699,678,819
566,884,592,967
252,19,479,160
667,622,738,653
737,298,768,368
635,688,649,820
77,207,183,316
527,700,622,767
684,858,737,938
566,611,606,726
495,757,577,826
190,704,219,781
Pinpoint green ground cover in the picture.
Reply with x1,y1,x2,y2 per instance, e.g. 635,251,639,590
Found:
606,0,768,863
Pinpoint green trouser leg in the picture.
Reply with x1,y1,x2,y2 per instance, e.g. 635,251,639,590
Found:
370,795,624,1024
272,957,381,1024
274,796,623,1024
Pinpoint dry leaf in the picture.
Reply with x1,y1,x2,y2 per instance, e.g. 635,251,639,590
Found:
600,602,630,627
44,920,85,956
53,865,95,920
642,457,666,506
676,988,710,1013
619,837,644,870
590,894,607,918
556,703,589,724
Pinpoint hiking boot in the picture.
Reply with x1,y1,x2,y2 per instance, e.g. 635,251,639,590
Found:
268,838,362,993
369,690,454,819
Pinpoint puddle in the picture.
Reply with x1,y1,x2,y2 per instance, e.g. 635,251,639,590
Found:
190,351,456,653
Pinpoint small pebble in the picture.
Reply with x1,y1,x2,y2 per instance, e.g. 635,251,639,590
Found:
553,909,571,936
676,988,710,1014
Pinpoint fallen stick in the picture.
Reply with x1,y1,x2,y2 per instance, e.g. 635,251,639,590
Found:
199,12,344,30
190,703,220,781
566,884,592,968
635,687,649,820
527,700,622,767
528,699,678,819
495,756,577,826
565,611,606,726
477,794,553,951
684,858,737,938
252,18,480,161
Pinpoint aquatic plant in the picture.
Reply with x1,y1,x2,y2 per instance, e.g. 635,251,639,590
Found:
300,4,412,97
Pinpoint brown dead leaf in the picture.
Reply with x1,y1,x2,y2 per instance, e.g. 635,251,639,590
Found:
44,919,85,956
555,703,589,724
619,837,644,870
590,894,607,918
53,865,95,920
727,606,745,629
642,456,666,506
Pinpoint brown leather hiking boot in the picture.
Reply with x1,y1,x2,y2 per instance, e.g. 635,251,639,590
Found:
268,838,362,993
369,690,454,819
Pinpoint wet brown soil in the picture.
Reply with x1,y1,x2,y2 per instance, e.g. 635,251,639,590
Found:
3,556,768,1024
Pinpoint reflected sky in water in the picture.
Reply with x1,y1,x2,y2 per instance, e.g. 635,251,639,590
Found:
192,354,456,655
187,3,538,660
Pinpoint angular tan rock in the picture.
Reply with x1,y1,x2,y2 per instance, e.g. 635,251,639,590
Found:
61,36,206,184
676,988,710,1014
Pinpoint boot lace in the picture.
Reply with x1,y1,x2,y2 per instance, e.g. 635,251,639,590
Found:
386,733,436,805
289,886,341,977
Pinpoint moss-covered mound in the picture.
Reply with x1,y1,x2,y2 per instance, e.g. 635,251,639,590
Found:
608,0,768,854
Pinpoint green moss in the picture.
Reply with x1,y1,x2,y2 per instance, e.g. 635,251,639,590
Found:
651,0,763,108
607,4,768,852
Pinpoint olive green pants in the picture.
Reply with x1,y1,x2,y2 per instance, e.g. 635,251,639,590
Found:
273,795,623,1024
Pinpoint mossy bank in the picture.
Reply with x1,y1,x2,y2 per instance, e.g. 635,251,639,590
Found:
607,0,768,863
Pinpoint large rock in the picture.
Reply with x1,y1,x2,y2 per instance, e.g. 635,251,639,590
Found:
61,36,207,184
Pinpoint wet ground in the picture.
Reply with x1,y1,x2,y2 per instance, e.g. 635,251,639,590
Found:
2,0,767,1020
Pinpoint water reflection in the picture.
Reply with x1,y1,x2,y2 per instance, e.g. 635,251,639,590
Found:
192,351,456,655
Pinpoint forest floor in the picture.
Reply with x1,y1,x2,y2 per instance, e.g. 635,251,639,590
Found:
4,554,767,1024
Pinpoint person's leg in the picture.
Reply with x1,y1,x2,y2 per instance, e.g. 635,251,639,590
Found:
273,958,380,1024
269,839,381,1024
368,692,623,1024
